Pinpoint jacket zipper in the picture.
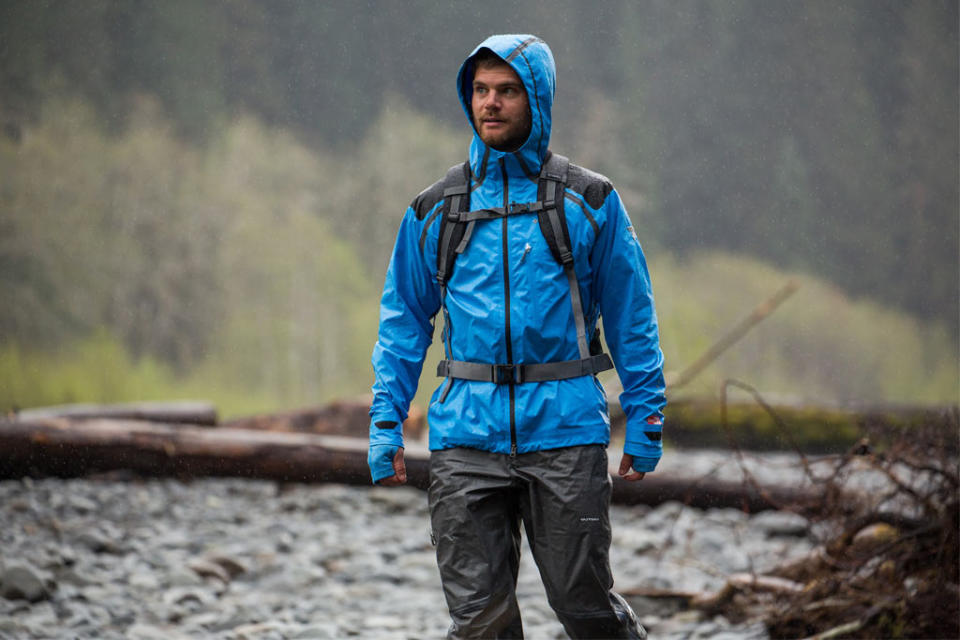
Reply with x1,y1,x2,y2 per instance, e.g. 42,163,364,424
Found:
500,159,517,457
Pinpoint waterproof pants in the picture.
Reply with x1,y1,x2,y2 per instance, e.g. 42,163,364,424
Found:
428,445,646,640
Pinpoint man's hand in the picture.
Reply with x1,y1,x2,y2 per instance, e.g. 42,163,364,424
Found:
618,453,646,482
378,447,407,486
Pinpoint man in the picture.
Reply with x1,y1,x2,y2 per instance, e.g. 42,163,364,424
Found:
368,34,665,639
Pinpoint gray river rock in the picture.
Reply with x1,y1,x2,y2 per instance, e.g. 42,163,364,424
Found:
0,452,824,640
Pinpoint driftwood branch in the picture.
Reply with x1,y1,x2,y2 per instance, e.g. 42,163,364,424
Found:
665,280,800,390
680,416,959,639
690,573,804,611
620,574,804,618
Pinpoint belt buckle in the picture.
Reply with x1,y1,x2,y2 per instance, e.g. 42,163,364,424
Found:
493,364,522,384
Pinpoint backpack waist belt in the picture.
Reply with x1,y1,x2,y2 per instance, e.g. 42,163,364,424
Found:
437,354,613,385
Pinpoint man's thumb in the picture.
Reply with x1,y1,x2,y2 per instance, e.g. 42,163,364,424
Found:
393,447,407,482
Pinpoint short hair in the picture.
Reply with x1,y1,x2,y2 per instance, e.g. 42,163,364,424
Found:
472,47,508,72
462,47,518,107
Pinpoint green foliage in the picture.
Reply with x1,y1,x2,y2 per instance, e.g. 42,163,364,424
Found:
0,330,286,418
0,95,225,369
325,96,463,277
0,97,112,345
0,330,176,409
0,89,955,418
645,252,959,406
199,115,380,407
0,95,455,416
1,0,955,329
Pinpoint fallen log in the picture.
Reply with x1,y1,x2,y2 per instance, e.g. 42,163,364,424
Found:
221,397,426,440
0,417,826,511
0,417,405,487
15,402,217,426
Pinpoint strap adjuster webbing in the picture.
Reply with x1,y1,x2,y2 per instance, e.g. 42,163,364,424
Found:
443,184,470,197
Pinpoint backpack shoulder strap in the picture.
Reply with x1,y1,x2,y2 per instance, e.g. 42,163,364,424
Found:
436,162,471,287
536,152,591,360
435,161,471,402
535,152,572,266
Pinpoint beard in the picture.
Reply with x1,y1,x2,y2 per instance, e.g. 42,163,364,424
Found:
475,108,532,152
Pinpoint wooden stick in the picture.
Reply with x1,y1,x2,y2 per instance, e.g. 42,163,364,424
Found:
666,280,800,390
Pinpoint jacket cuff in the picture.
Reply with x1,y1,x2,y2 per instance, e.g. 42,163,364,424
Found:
368,444,400,484
628,455,660,473
624,418,663,470
369,420,404,448
623,439,661,462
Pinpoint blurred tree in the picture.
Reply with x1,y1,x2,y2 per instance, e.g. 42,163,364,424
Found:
0,99,108,346
0,0,51,127
204,116,378,402
890,0,959,326
328,99,461,275
106,0,227,138
0,0,955,334
99,101,224,370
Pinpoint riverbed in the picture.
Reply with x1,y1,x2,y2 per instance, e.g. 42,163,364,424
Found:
0,453,822,639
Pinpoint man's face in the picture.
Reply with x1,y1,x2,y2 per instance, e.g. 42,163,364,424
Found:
471,62,531,152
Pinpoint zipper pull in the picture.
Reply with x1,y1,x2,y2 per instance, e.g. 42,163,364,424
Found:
518,243,531,265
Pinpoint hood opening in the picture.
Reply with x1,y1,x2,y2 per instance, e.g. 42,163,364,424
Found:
463,48,535,152
457,35,556,173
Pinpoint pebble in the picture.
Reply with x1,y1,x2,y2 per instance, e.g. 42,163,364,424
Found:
0,562,50,602
0,450,841,639
750,510,810,537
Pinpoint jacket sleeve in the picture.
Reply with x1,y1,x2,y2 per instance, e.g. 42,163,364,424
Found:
589,188,666,471
368,205,441,448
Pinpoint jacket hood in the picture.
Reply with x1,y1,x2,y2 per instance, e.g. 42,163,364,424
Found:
457,34,555,179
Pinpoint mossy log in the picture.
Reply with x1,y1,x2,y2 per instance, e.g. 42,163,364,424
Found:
610,400,958,453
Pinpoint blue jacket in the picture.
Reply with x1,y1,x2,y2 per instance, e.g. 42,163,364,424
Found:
369,35,665,480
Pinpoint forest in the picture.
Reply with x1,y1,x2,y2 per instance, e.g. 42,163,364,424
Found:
0,0,957,415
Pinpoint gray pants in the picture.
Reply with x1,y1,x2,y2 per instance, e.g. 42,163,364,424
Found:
428,445,646,640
